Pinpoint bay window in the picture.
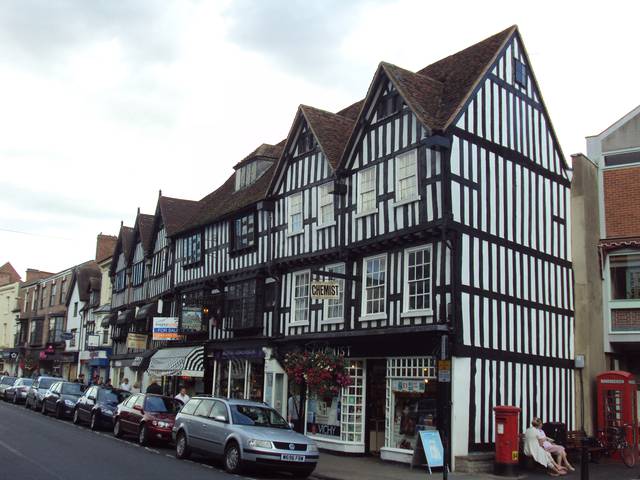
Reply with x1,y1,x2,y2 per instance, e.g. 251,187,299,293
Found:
232,213,255,251
225,279,259,330
323,264,345,322
114,269,126,292
132,260,144,286
183,233,202,266
362,254,387,318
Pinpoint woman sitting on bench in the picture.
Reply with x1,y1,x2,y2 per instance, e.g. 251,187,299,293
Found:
533,418,575,472
524,420,568,476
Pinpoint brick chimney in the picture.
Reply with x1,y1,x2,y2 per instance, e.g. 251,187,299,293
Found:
95,233,118,263
25,269,54,282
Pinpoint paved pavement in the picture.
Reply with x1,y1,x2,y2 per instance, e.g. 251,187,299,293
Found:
0,400,284,480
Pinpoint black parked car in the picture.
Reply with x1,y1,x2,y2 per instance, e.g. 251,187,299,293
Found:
41,381,83,418
73,386,131,430
25,376,58,411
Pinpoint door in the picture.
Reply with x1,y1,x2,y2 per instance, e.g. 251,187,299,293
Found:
365,359,387,455
129,395,145,432
120,395,140,433
204,400,230,456
45,383,59,412
81,387,97,421
190,399,214,452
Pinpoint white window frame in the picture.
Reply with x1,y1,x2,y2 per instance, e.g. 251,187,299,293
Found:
290,270,311,326
288,192,304,236
321,263,345,324
317,182,335,228
356,166,377,217
402,245,433,318
360,254,387,321
394,149,420,206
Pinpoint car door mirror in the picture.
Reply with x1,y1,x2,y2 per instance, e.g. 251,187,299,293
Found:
289,422,295,430
133,404,143,413
212,415,227,423
88,396,96,401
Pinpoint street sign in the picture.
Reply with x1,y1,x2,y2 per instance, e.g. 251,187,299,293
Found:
438,360,451,383
61,332,74,340
310,281,340,300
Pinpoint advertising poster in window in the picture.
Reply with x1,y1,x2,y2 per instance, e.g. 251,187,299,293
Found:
152,317,179,341
181,307,202,332
306,394,341,438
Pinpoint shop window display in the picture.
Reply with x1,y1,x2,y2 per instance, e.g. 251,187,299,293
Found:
385,357,437,451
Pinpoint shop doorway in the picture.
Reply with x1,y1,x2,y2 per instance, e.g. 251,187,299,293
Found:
365,359,387,455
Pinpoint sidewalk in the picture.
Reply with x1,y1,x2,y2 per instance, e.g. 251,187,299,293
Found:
311,454,640,480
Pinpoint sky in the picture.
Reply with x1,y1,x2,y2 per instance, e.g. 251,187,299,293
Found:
1,0,639,277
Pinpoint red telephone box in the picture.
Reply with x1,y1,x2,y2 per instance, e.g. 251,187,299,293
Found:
493,405,521,476
596,371,638,451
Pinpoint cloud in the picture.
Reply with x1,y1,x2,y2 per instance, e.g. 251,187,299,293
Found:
222,0,384,88
0,0,186,69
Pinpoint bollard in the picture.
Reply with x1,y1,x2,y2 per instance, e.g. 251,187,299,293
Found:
580,439,589,480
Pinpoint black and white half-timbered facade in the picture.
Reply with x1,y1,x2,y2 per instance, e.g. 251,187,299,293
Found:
103,25,573,470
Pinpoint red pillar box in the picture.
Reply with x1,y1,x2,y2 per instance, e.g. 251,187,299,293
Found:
493,405,521,476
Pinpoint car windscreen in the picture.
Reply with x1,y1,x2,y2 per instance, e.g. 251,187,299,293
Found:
144,396,178,413
38,378,56,389
231,405,289,428
1,377,16,385
61,383,83,395
19,379,33,387
99,389,130,405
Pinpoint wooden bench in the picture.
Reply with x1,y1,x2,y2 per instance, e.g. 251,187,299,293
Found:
565,430,605,463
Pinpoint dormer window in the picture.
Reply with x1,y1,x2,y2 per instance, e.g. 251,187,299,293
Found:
235,159,273,191
132,260,144,286
114,269,126,292
296,127,315,156
377,92,401,121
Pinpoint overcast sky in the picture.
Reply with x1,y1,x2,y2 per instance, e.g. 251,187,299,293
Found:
1,0,639,277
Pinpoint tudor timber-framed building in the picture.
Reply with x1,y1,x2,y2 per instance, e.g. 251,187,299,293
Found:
105,25,574,468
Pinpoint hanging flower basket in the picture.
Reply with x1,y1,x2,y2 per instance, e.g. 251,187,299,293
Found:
283,350,353,398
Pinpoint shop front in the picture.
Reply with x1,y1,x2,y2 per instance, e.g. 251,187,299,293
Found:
275,330,445,461
79,350,110,382
210,346,266,401
147,345,205,396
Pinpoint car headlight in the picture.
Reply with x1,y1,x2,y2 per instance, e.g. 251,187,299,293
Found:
64,399,75,407
248,439,274,449
152,420,171,428
308,443,318,453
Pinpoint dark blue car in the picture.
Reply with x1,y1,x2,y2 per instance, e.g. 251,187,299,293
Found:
73,386,131,430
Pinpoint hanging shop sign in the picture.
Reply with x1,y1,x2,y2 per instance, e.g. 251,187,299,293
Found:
87,334,101,347
392,379,426,393
61,332,74,340
152,317,179,341
180,307,202,332
310,281,340,300
437,360,451,383
127,333,148,350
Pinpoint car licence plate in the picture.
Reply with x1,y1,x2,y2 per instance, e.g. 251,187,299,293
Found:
281,454,305,462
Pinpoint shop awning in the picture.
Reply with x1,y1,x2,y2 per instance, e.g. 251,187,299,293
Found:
116,309,135,326
101,314,115,329
131,349,156,371
147,346,204,378
135,302,156,320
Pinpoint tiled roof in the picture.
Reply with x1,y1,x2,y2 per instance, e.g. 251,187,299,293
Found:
76,262,101,302
136,213,155,254
234,142,285,169
158,196,200,237
300,105,356,169
0,262,21,285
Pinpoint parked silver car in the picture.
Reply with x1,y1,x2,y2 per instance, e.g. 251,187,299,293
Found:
25,376,58,410
4,378,33,404
0,376,17,399
173,397,318,478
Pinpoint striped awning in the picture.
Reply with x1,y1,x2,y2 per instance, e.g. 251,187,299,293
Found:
147,346,204,378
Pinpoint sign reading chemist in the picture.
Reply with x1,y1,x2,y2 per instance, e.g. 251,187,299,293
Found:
310,281,340,300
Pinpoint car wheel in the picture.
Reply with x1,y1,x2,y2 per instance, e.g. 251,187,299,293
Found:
90,413,99,431
224,441,243,474
25,398,30,409
72,408,81,425
138,424,148,446
40,401,47,415
12,393,17,404
113,419,124,438
56,404,63,419
175,432,191,460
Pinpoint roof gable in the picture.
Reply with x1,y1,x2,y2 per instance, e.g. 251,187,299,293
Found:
109,225,134,276
130,213,155,258
0,262,21,285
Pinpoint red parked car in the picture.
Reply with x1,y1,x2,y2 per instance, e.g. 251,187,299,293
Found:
113,393,180,445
